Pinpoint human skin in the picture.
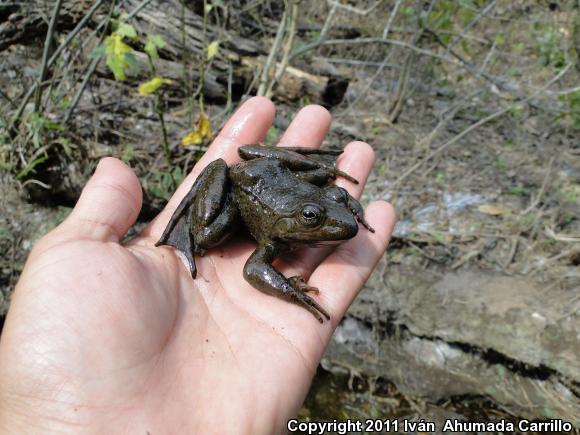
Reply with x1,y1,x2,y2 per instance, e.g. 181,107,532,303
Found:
0,97,396,434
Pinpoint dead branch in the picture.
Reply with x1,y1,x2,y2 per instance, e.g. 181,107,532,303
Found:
257,2,288,96
266,0,299,97
290,1,337,60
326,0,385,16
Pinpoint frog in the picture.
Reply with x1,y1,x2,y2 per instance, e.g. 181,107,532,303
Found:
156,144,374,323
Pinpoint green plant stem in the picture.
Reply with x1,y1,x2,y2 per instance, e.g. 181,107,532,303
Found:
197,0,209,113
63,57,100,124
147,54,172,174
180,0,193,125
34,0,64,113
155,92,174,190
64,0,117,124
10,0,101,126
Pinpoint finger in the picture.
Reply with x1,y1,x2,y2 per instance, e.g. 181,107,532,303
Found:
279,141,375,279
146,97,275,237
277,105,331,148
309,201,396,326
58,157,142,242
335,141,375,196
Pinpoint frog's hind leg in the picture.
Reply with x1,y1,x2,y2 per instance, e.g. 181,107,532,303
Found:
238,144,359,184
239,144,342,159
156,159,229,278
155,186,197,277
292,168,336,186
193,192,239,253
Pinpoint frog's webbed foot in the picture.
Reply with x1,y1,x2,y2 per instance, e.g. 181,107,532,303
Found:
288,276,319,294
244,244,331,323
287,276,329,324
289,290,330,324
238,144,359,185
156,175,200,277
323,185,375,233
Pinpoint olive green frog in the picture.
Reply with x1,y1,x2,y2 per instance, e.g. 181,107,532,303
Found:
156,145,374,322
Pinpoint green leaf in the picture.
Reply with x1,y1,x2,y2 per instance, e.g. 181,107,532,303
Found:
121,144,134,162
172,166,185,186
207,40,220,60
264,126,278,145
116,21,137,39
16,155,48,179
90,44,106,59
104,34,134,80
144,35,166,59
124,52,140,75
138,76,173,95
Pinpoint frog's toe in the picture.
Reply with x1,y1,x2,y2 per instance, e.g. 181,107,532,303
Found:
356,214,375,233
288,276,319,293
332,167,359,184
290,291,330,323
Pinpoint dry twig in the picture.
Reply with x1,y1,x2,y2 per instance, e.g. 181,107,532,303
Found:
391,64,572,188
266,0,299,97
522,157,555,215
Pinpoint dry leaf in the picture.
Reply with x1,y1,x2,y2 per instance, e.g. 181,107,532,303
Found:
478,204,505,215
182,113,213,146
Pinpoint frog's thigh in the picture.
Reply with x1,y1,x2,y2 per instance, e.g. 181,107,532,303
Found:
194,159,229,226
156,158,228,278
193,193,238,251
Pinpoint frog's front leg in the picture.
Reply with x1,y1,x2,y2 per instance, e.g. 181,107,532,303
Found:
243,243,331,323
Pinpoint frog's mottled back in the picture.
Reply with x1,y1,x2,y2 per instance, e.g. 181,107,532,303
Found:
230,158,359,244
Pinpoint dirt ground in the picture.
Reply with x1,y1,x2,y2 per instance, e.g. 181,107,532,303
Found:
1,0,579,430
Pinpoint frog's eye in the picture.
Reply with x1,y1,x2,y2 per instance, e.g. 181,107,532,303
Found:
299,204,325,227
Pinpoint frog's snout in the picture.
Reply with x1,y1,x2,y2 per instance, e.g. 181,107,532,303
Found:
324,216,359,240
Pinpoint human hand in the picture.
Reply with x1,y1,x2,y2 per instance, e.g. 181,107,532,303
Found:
0,97,396,434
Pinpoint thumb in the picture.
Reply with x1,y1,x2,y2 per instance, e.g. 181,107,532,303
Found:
59,157,143,242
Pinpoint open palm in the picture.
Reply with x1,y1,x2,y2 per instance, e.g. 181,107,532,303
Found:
0,97,395,434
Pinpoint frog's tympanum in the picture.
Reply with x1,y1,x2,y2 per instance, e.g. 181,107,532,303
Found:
156,145,374,322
